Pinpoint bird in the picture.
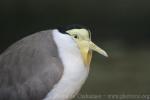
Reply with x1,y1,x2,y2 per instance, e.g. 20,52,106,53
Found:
0,24,108,100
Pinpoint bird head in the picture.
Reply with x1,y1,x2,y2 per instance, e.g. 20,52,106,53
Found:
58,25,108,66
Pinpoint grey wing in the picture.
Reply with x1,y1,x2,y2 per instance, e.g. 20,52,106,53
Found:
0,30,64,100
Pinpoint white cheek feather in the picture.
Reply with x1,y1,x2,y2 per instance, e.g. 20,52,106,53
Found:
43,29,89,100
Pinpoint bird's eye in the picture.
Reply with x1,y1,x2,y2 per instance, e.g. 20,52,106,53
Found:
73,35,78,39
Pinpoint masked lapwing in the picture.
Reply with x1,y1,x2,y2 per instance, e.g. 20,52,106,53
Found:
0,25,108,100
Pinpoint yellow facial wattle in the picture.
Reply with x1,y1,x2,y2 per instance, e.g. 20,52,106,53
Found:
75,40,92,66
66,28,108,66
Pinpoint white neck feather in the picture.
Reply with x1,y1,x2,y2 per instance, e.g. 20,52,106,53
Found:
43,29,89,100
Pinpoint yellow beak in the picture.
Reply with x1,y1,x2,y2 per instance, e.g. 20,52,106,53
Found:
89,41,108,57
77,40,108,66
66,28,108,66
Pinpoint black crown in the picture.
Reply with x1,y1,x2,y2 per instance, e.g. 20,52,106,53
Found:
57,24,89,34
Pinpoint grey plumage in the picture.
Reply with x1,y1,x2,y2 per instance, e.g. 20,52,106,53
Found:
0,30,64,100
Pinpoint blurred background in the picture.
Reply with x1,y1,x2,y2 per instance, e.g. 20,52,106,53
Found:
0,0,150,100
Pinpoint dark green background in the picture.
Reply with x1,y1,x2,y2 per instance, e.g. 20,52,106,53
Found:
0,0,150,100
